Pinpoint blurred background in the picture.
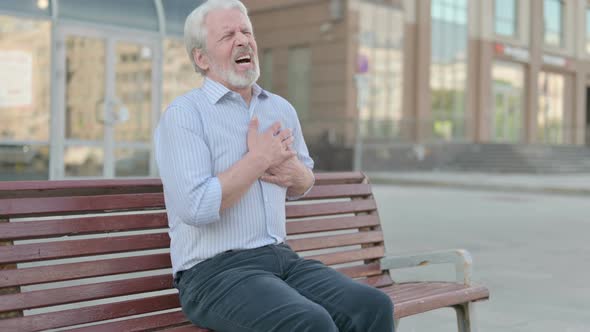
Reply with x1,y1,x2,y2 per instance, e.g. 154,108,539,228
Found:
1,1,590,331
1,0,590,181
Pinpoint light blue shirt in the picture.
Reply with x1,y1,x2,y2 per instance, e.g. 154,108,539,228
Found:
155,78,314,277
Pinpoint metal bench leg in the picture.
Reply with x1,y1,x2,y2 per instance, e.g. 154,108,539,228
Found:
454,303,478,332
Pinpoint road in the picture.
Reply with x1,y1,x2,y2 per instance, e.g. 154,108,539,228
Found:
372,185,590,332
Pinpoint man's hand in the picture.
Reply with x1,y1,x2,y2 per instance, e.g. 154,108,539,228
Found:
247,117,295,169
260,155,304,188
261,152,314,197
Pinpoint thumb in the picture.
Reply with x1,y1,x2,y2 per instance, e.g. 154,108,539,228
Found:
248,116,259,138
249,116,259,131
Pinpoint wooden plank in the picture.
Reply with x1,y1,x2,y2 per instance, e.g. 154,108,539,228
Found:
0,193,165,218
286,199,377,219
0,233,169,265
287,231,383,252
298,184,372,200
313,172,365,185
0,179,162,192
286,215,380,235
0,274,173,312
306,246,385,266
336,262,382,279
381,282,490,319
161,325,211,332
357,274,394,288
0,179,162,199
66,310,189,332
0,253,171,288
0,213,168,241
0,172,361,195
0,294,181,332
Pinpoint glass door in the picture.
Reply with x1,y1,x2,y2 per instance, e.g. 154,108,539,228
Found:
52,25,159,179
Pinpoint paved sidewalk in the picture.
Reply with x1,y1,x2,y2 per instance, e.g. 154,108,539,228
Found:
367,171,590,196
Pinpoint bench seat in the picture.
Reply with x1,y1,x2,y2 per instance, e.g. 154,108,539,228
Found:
0,172,489,332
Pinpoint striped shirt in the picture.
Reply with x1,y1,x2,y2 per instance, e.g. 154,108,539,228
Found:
154,78,314,277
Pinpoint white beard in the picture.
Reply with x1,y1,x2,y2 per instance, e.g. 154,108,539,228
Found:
209,55,260,89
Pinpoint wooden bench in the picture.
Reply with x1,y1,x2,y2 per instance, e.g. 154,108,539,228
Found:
0,172,489,332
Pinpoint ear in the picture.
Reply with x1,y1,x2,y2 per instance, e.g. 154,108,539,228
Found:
193,49,209,72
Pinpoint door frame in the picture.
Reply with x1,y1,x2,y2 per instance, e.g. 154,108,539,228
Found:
50,22,162,179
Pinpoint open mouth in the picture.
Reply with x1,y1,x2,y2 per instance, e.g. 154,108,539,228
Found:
235,55,252,64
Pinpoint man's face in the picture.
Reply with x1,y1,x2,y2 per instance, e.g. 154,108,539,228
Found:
201,8,260,89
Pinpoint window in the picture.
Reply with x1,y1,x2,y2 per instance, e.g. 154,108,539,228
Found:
544,0,564,47
495,0,518,37
491,61,524,142
260,49,273,91
0,15,51,180
538,71,565,144
357,1,404,140
161,38,202,111
288,46,311,119
431,0,468,141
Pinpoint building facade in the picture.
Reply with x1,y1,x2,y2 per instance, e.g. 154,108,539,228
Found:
1,0,589,180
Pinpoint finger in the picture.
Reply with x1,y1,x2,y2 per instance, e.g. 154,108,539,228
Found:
247,116,259,147
282,149,297,160
266,121,282,136
279,128,292,141
282,135,295,148
261,175,281,185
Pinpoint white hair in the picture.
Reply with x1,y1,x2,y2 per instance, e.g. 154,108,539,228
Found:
184,0,250,75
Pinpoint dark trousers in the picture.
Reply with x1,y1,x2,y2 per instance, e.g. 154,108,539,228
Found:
175,243,394,332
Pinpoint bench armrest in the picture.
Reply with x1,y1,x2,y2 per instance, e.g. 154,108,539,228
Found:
380,249,473,285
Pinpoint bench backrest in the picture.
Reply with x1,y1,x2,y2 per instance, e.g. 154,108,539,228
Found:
0,172,390,331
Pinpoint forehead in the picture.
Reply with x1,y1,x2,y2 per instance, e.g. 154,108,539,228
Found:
205,8,252,33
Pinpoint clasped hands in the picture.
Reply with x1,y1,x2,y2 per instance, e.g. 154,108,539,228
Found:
247,116,307,189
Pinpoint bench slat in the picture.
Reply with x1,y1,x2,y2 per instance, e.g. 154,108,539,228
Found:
313,172,366,185
306,246,385,266
0,172,364,198
297,184,372,200
0,274,173,312
287,231,383,252
0,293,180,332
0,233,169,265
0,193,165,218
286,215,380,235
358,274,394,288
0,253,170,288
66,310,192,332
0,213,168,241
336,262,382,279
381,282,490,319
286,200,377,219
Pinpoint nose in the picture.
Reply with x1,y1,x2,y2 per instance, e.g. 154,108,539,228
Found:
235,32,249,46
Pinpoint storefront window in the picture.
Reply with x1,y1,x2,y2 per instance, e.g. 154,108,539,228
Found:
495,0,518,37
544,0,564,47
538,71,565,144
491,61,524,142
0,15,51,180
357,1,404,140
431,0,468,141
288,46,311,120
162,38,202,110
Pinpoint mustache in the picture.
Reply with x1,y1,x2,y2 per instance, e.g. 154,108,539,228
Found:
233,46,255,58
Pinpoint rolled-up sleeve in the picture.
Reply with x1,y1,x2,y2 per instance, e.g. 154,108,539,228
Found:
286,102,315,201
155,106,222,226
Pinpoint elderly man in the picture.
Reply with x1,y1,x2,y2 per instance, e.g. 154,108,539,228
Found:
154,0,394,331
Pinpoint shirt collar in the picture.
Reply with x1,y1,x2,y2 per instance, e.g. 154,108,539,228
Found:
202,77,268,104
